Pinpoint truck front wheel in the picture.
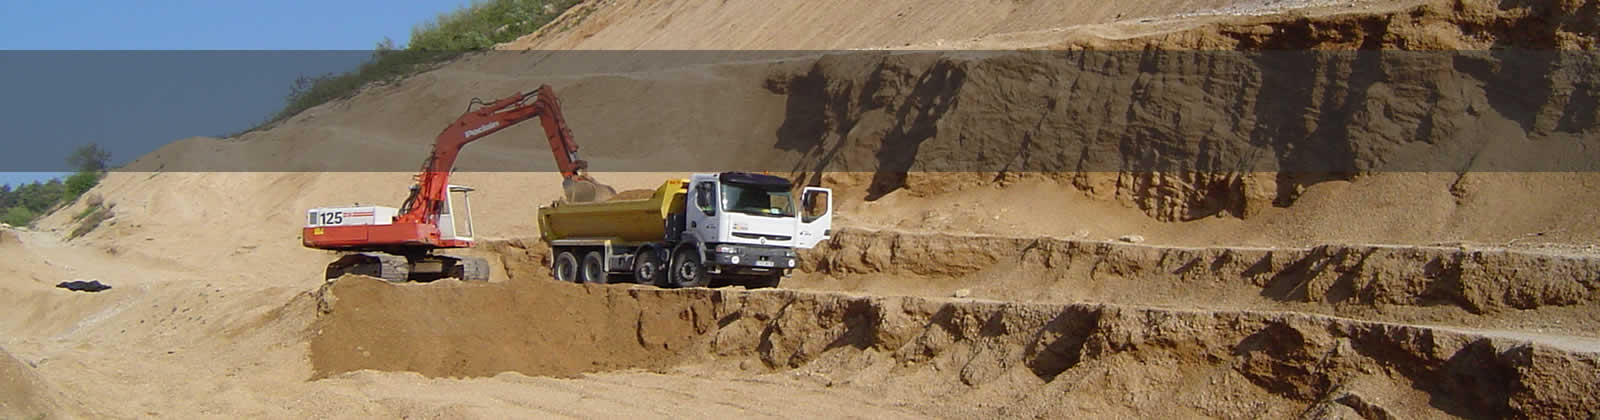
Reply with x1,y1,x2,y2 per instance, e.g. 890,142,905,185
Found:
671,246,709,288
634,249,665,287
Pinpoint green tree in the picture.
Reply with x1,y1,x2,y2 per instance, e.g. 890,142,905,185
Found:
16,181,65,214
69,144,111,173
376,36,397,54
1,206,35,226
14,183,39,212
0,184,12,209
62,144,109,203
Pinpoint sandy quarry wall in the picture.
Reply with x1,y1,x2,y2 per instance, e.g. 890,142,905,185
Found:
759,12,1600,221
310,275,1600,419
805,229,1600,315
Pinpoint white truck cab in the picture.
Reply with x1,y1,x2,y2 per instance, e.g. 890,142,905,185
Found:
685,173,832,246
679,172,831,280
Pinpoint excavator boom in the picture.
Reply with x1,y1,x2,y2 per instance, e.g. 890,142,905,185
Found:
399,84,613,228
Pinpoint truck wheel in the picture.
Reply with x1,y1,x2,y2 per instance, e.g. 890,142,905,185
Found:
553,251,579,282
634,249,665,287
671,246,709,288
581,251,610,284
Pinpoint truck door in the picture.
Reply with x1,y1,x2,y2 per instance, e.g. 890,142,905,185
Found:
688,180,720,242
795,187,832,249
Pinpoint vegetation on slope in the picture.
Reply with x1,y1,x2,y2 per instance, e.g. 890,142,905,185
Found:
262,0,583,130
1,144,109,227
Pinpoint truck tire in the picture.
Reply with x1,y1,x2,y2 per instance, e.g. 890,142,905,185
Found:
581,251,611,284
634,249,665,287
670,246,709,288
553,251,579,282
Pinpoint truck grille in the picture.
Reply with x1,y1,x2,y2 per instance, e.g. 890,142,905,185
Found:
733,232,791,241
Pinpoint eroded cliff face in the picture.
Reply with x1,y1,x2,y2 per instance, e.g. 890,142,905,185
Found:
802,228,1600,315
765,0,1598,221
311,274,1600,419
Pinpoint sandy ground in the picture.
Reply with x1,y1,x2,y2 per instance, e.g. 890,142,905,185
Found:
5,0,1600,418
0,227,929,419
8,225,1597,419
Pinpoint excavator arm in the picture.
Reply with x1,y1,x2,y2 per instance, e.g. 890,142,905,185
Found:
397,84,614,225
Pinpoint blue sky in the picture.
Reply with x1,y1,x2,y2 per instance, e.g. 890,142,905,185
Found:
0,0,475,187
0,1,469,50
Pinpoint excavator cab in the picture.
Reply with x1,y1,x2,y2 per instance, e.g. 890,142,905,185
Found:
437,185,476,242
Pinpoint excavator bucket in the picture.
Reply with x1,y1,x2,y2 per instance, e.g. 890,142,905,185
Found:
563,177,618,203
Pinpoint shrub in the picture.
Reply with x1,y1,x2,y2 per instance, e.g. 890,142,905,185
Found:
65,171,100,202
408,0,582,51
2,206,36,227
67,203,112,240
73,201,100,221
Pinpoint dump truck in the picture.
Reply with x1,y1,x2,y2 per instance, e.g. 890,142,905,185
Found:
537,172,833,289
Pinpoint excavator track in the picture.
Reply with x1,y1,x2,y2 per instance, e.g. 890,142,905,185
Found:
324,253,490,283
449,256,491,282
325,253,411,283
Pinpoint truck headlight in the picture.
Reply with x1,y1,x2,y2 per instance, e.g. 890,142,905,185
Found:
717,246,736,253
730,256,741,264
788,259,796,267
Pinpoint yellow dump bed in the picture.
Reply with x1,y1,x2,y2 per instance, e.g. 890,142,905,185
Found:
537,179,688,243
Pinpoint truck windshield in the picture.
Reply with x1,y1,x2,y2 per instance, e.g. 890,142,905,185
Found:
721,182,795,217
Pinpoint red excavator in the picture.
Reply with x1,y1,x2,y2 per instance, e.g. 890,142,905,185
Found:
302,84,616,282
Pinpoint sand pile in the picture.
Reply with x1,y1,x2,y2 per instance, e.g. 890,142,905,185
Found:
308,275,710,379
